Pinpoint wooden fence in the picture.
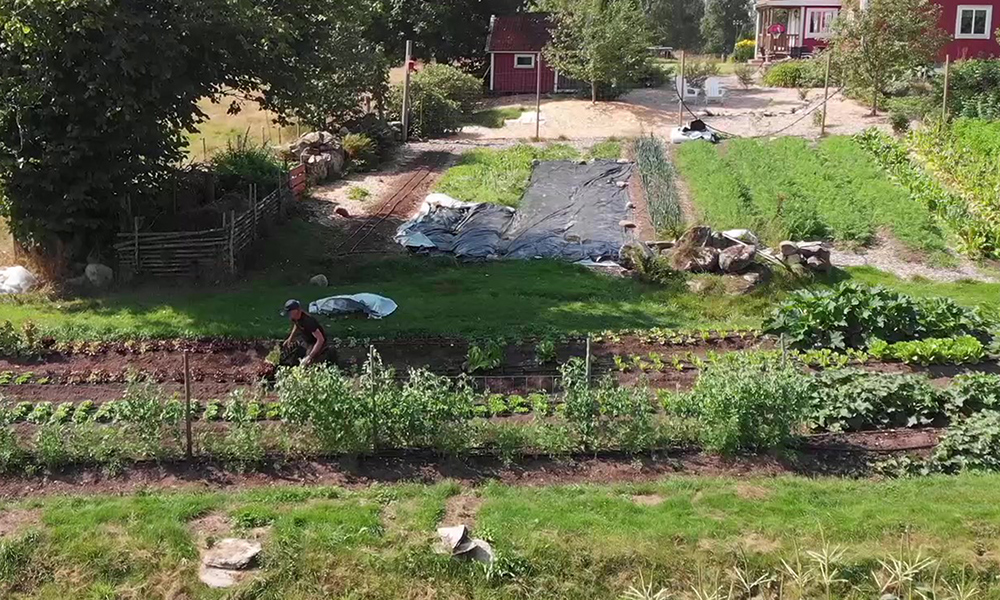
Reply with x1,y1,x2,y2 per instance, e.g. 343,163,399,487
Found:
115,178,290,280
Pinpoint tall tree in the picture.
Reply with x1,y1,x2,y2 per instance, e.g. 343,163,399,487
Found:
642,0,705,50
700,0,752,54
541,0,653,102
831,0,949,115
370,0,528,74
0,0,388,264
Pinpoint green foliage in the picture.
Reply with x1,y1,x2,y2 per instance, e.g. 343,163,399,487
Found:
944,373,1000,417
0,427,26,473
762,60,827,88
643,0,705,50
0,0,387,262
909,119,1000,256
856,127,1000,259
559,357,654,452
668,352,812,454
767,282,986,350
889,111,910,134
230,505,277,529
276,364,369,454
732,39,755,62
683,59,722,88
587,139,623,160
467,339,504,373
466,106,524,128
633,135,683,238
540,0,653,100
342,134,378,171
701,0,754,54
535,338,557,364
944,59,1000,119
831,0,949,114
388,64,482,138
869,335,985,366
434,144,580,207
674,135,944,251
210,133,284,194
347,186,370,202
807,369,942,432
933,410,1000,472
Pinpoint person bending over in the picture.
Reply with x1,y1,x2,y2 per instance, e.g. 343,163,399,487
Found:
280,299,334,366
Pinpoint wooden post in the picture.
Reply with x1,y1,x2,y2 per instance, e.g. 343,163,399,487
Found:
942,54,951,126
252,184,259,240
585,334,592,386
277,125,282,145
202,138,207,162
368,345,378,453
779,334,787,368
401,40,413,142
678,50,686,127
183,352,193,460
820,51,832,136
261,126,266,146
133,217,140,275
228,210,236,274
535,52,543,141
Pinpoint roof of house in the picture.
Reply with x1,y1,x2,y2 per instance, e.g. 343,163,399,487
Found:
486,14,552,52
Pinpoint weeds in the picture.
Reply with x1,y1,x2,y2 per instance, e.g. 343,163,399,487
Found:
633,135,683,238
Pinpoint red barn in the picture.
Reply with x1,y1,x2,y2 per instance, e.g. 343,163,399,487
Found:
486,14,580,94
752,0,1000,60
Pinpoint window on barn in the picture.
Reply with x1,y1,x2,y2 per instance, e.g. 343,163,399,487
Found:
805,8,838,38
514,54,536,69
956,6,993,39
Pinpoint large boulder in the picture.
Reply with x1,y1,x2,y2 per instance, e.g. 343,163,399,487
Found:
671,246,719,272
292,131,346,183
718,244,756,273
85,263,114,288
309,274,329,287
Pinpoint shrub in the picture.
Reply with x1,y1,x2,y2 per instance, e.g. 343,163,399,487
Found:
636,61,672,88
732,39,756,63
763,61,816,88
945,59,1000,120
933,410,1000,472
210,132,283,195
734,63,755,89
766,282,987,350
387,64,482,138
383,368,474,448
275,364,369,454
889,111,910,134
807,369,943,432
342,133,377,171
668,352,812,454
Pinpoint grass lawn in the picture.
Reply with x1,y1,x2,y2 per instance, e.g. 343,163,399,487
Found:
433,143,580,207
5,474,1000,598
2,216,998,342
465,106,525,128
674,136,947,255
656,56,738,75
186,97,300,163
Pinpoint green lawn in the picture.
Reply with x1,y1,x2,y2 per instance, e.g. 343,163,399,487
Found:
433,143,580,207
465,106,525,128
5,474,1000,598
674,136,947,255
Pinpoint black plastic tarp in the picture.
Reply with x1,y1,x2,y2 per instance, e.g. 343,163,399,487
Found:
396,159,635,261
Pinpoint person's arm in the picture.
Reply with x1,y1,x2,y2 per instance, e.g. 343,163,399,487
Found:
302,329,326,365
284,323,299,347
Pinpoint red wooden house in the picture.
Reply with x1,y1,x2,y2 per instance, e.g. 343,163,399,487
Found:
486,14,580,94
753,0,1000,60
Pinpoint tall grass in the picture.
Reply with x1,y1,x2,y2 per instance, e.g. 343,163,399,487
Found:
633,136,683,237
434,143,580,207
674,136,945,252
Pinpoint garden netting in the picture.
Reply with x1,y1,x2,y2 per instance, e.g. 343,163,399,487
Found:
395,159,636,262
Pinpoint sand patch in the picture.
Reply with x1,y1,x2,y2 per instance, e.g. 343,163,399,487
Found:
440,491,483,528
0,508,41,538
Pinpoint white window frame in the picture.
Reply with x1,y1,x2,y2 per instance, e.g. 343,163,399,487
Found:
955,5,993,40
513,53,536,69
805,8,838,39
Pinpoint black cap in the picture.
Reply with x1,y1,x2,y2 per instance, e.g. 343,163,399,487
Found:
280,299,301,316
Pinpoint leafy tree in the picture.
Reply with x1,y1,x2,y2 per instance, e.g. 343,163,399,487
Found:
0,0,387,265
831,0,949,115
642,0,705,50
700,0,753,55
370,0,528,73
540,0,653,102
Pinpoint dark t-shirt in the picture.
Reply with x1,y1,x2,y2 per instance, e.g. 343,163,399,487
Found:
295,312,326,346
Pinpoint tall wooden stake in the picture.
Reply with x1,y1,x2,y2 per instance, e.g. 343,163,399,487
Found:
401,40,413,142
368,345,378,453
585,334,592,386
133,216,140,275
183,351,193,460
202,138,207,162
228,210,236,274
821,51,832,136
534,52,542,141
942,54,951,125
678,50,686,127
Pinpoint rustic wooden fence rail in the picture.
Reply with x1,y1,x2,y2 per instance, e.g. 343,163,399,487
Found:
115,165,306,279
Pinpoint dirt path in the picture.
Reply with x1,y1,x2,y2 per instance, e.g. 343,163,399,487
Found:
830,234,998,283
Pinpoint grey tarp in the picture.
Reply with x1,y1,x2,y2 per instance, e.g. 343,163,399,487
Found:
396,160,635,261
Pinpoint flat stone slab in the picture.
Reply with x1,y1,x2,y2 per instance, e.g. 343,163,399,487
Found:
202,538,261,570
